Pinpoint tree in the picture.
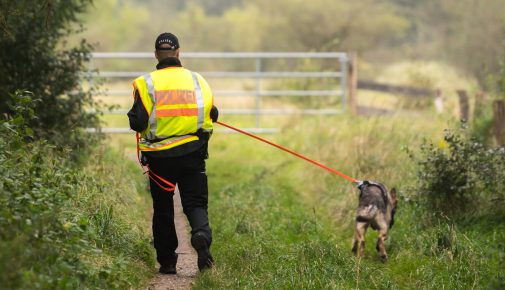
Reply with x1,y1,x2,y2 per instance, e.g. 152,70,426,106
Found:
392,0,505,87
0,0,99,147
163,0,407,53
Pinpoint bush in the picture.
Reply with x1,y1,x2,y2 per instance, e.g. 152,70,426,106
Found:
0,92,153,289
0,0,100,150
411,124,505,219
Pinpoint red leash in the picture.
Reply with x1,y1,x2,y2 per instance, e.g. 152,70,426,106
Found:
216,121,359,183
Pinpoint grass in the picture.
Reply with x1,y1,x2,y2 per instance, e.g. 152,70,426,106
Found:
104,109,503,289
97,60,502,288
183,112,505,289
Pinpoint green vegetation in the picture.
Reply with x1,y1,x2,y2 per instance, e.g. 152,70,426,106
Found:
411,125,505,219
0,0,99,150
188,113,505,289
0,1,159,289
2,0,504,289
0,92,154,289
74,0,505,87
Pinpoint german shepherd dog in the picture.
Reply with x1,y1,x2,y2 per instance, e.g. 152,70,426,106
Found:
351,181,397,261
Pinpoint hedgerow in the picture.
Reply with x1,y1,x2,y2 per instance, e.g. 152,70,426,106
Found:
0,92,154,289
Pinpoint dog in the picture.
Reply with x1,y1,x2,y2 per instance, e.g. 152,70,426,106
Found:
351,181,397,262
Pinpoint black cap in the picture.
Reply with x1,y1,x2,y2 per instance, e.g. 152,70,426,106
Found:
155,33,180,50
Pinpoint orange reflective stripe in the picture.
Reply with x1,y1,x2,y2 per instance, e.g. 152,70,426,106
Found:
156,108,198,117
156,90,196,106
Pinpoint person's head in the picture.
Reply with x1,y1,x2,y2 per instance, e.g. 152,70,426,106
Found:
154,32,180,60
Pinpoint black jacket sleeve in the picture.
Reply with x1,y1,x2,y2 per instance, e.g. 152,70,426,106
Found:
127,90,149,132
210,105,219,122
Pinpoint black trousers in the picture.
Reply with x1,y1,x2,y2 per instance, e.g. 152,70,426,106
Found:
147,150,212,267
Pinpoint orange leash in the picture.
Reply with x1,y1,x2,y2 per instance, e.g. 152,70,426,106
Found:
216,121,359,184
136,132,176,192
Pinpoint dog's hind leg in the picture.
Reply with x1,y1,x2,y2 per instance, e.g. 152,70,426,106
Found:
352,221,368,257
376,228,388,262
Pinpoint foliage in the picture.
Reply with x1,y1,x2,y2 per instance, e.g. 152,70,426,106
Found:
71,0,149,52
0,92,154,290
74,0,505,88
0,0,100,149
471,45,505,144
411,124,505,219
167,0,408,53
391,0,505,87
471,94,495,145
78,0,407,54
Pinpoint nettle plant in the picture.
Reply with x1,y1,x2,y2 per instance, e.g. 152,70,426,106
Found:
413,125,505,219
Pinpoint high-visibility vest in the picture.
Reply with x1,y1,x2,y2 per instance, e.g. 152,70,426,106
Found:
132,67,214,152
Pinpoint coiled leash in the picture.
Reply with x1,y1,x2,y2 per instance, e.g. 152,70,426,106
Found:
216,121,361,185
136,132,176,192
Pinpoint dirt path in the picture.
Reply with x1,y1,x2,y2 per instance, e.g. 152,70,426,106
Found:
146,188,199,290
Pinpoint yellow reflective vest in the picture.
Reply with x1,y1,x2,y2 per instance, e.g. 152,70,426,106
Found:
132,67,214,152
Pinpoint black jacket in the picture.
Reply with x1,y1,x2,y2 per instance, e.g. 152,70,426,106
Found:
127,57,218,159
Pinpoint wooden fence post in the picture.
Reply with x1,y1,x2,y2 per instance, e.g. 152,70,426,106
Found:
347,52,358,115
434,88,444,114
457,90,469,121
493,100,505,146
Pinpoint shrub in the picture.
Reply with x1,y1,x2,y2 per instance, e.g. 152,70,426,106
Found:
0,91,153,289
0,0,100,151
411,124,505,219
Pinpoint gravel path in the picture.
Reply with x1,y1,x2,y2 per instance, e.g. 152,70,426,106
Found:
146,188,198,290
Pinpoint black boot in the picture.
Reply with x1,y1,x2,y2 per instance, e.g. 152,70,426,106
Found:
159,264,176,274
191,232,214,271
159,253,178,274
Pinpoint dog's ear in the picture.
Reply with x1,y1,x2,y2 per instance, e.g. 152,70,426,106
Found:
390,188,398,208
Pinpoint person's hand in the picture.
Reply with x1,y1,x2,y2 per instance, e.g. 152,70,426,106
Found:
210,105,219,122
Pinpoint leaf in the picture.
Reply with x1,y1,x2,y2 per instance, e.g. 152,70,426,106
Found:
25,127,34,137
12,115,24,125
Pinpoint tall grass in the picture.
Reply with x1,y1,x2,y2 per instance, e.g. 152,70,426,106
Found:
191,112,503,289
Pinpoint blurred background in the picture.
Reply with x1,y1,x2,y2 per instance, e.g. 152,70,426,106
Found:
72,0,503,84
72,0,505,149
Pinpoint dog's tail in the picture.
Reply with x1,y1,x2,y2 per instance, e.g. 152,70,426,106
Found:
356,205,378,222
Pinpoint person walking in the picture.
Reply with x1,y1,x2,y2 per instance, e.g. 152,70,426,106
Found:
127,32,218,274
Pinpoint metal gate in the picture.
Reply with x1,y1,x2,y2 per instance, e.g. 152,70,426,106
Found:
89,52,349,133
